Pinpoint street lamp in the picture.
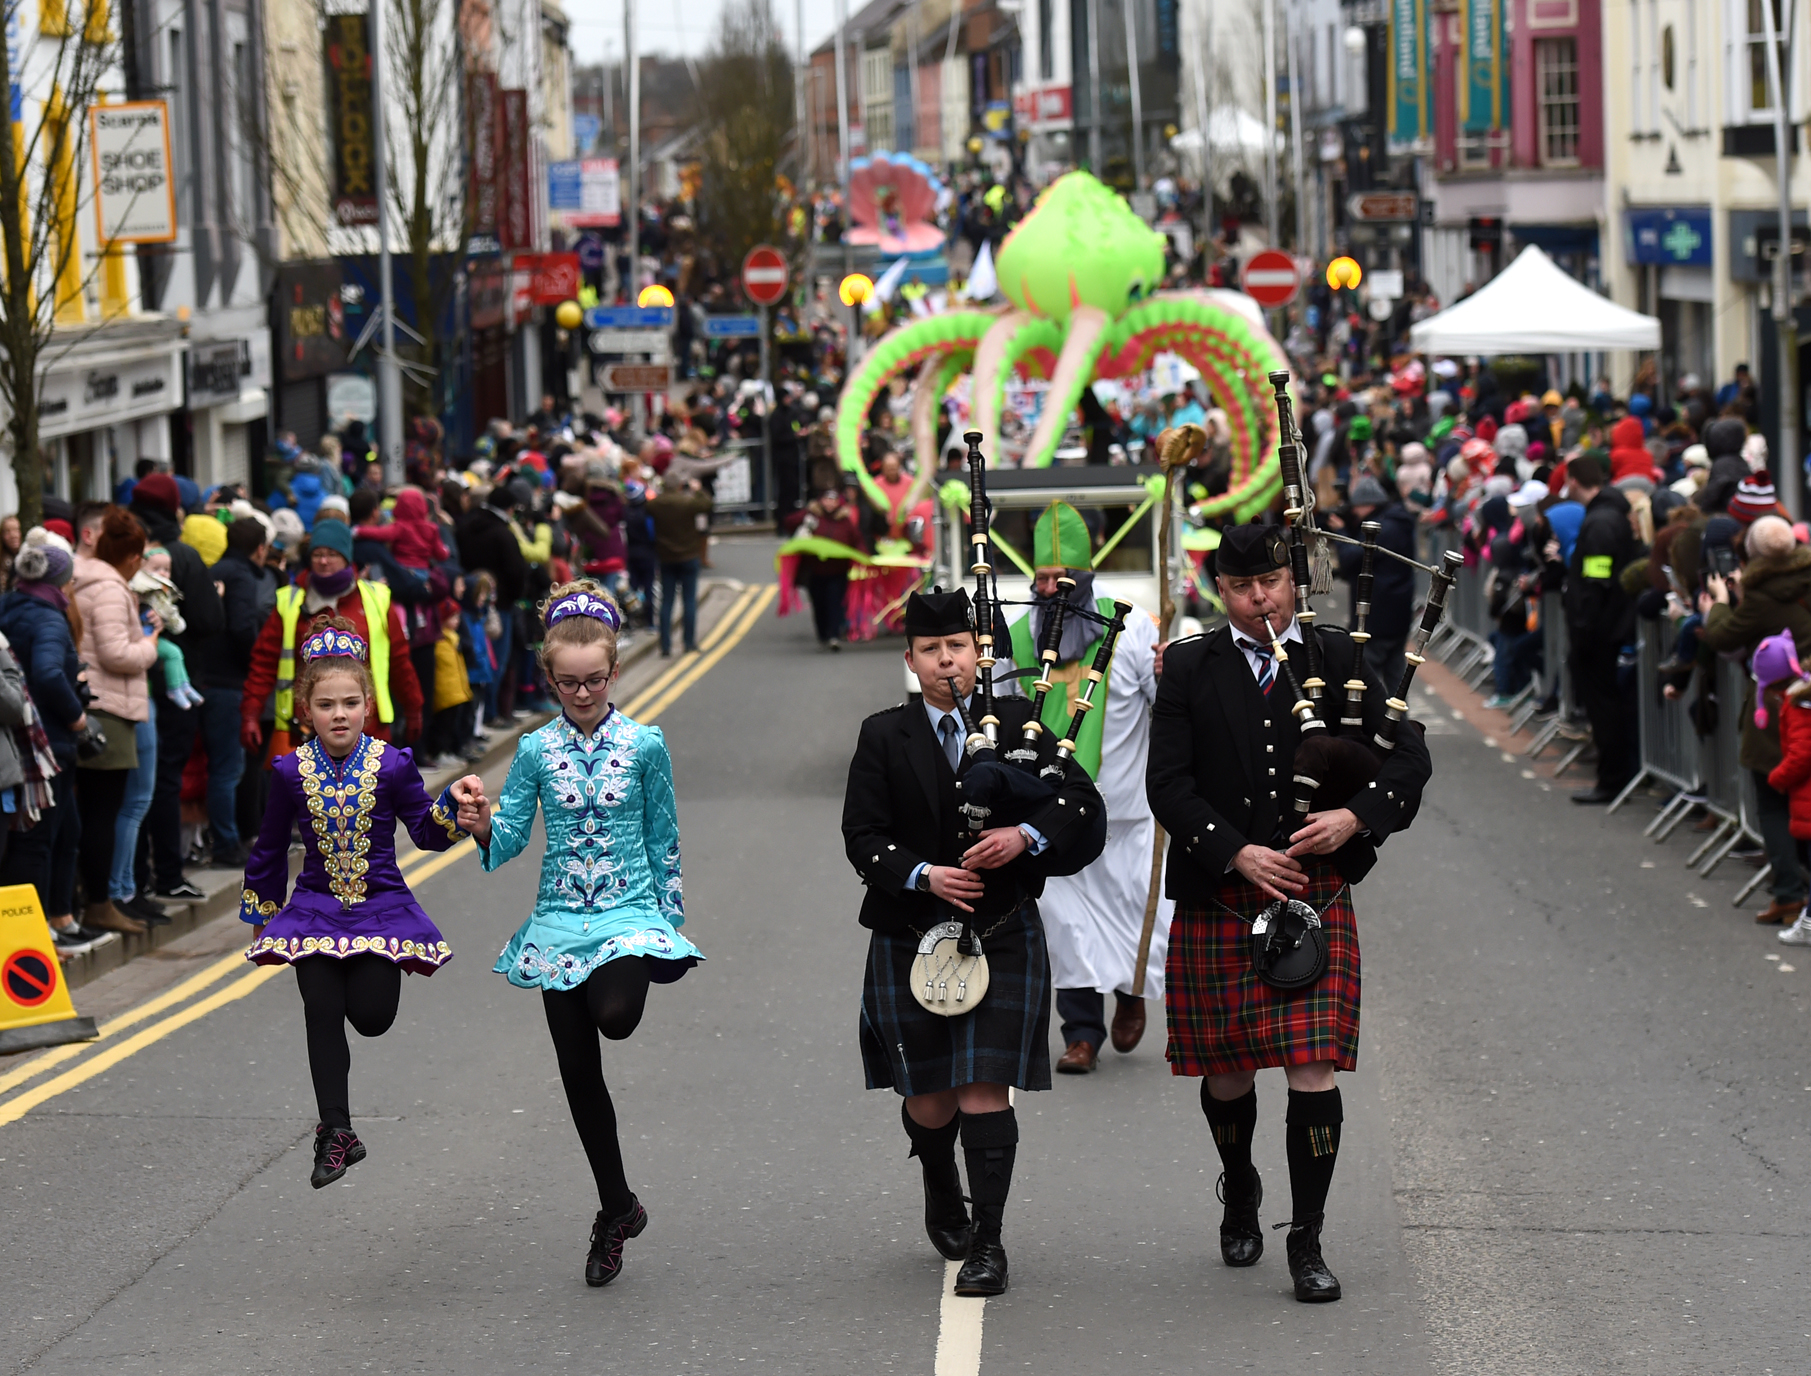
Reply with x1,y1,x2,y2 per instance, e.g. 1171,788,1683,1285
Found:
638,284,675,308
839,273,873,369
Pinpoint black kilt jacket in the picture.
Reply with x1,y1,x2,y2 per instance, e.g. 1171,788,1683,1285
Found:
842,694,1107,934
1145,623,1433,902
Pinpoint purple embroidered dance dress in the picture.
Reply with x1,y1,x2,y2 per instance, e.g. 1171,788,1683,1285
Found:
240,735,469,975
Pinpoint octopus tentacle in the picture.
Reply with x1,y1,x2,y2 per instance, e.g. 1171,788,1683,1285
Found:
968,310,1037,467
834,311,994,510
904,350,970,511
1019,305,1112,468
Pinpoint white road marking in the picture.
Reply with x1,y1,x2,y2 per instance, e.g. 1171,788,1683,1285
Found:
935,1260,987,1376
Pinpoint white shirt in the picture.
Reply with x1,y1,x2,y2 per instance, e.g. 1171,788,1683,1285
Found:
1231,617,1302,683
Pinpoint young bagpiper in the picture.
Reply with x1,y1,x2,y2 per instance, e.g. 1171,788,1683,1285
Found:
456,581,702,1289
842,588,1106,1296
241,615,480,1188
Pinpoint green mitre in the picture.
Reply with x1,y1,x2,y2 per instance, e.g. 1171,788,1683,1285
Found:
1033,500,1091,571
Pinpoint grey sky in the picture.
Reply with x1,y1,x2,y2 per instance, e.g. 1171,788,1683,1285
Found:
568,0,844,63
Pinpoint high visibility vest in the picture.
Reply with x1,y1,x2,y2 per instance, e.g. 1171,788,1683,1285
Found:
273,581,394,732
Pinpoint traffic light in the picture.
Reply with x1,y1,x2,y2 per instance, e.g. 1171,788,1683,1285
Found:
1468,217,1502,252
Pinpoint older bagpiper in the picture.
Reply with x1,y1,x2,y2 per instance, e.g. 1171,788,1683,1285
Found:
842,587,1105,1296
997,501,1171,1072
1146,523,1431,1301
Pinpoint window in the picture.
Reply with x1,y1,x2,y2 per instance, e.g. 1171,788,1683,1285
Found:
168,29,185,195
1663,23,1675,87
1749,0,1785,115
1537,37,1580,164
862,47,893,150
1686,0,1698,124
1039,0,1053,80
1629,0,1644,131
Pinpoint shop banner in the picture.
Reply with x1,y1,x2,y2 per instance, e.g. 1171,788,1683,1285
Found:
467,72,501,239
548,158,621,226
1461,0,1507,134
89,100,176,243
1387,0,1428,144
325,13,377,226
275,261,348,382
500,88,532,251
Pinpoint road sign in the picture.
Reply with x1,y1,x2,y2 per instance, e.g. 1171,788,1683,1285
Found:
583,305,673,330
1347,192,1419,222
1367,268,1404,301
742,245,789,305
1241,250,1301,307
704,315,762,339
576,237,605,270
0,884,96,1053
588,328,670,354
598,363,674,393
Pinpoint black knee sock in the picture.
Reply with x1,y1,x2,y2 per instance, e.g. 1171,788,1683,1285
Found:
959,1108,1018,1245
902,1102,961,1174
1284,1087,1343,1227
1200,1083,1258,1186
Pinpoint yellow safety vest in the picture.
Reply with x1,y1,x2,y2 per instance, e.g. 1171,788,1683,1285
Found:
273,580,394,732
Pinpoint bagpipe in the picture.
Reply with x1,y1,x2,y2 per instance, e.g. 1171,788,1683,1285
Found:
1261,371,1462,830
945,430,1128,836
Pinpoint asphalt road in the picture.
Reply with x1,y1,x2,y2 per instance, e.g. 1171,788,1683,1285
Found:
4,537,1810,1374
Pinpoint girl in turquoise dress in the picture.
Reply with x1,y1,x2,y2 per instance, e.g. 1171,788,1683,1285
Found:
458,581,701,1289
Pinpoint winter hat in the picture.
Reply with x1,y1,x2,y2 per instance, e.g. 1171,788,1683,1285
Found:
1744,432,1770,471
181,512,228,567
308,519,355,562
1682,443,1711,470
1704,417,1749,460
1730,474,1779,524
14,527,73,586
1346,416,1373,441
1508,480,1550,509
1753,630,1805,728
268,507,306,550
132,471,181,514
317,494,351,522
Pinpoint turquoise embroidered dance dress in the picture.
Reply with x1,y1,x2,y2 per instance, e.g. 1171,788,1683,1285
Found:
483,708,703,989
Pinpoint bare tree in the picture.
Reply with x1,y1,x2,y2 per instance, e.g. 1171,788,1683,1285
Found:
693,0,794,277
0,3,132,526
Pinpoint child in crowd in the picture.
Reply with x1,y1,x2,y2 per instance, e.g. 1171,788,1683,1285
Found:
240,615,483,1188
456,581,701,1288
130,547,204,709
1761,629,1811,946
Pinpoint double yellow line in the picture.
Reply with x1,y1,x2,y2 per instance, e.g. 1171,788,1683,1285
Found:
0,581,777,1127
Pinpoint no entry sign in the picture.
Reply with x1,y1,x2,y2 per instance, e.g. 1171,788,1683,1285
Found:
742,245,789,305
1241,250,1302,308
4,949,56,1007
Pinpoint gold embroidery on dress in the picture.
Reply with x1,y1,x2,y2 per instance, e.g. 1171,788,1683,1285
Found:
240,889,279,919
297,737,386,907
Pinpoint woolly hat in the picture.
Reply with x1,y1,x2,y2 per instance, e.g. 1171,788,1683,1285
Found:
1509,480,1550,509
14,527,72,586
132,471,181,514
268,507,306,549
1682,443,1711,470
308,519,355,562
1346,416,1373,442
1704,417,1749,460
1730,474,1779,524
1754,630,1805,728
1349,474,1391,507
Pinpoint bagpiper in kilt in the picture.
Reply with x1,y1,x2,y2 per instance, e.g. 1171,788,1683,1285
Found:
1147,523,1431,1303
843,589,1106,1299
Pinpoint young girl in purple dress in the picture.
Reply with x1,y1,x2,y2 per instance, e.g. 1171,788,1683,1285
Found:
240,615,482,1188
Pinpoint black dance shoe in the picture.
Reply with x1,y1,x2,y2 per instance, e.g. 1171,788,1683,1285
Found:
310,1125,366,1189
953,1238,1008,1296
586,1196,648,1287
1216,1166,1263,1267
1284,1220,1342,1302
922,1163,972,1261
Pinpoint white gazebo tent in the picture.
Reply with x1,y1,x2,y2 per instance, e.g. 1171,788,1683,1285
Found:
1409,245,1660,355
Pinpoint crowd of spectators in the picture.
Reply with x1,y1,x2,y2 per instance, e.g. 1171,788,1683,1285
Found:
8,401,724,959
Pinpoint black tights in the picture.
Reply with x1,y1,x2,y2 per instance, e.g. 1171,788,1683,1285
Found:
295,954,402,1131
541,957,651,1217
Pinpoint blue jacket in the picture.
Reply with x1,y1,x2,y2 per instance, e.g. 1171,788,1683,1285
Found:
0,590,83,764
286,470,328,529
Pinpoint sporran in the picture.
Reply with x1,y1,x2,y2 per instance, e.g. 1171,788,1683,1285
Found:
910,920,991,1016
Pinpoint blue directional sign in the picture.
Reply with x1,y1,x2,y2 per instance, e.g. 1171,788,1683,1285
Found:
703,315,762,339
583,305,674,329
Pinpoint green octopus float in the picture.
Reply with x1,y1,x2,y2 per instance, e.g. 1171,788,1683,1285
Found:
835,170,1291,522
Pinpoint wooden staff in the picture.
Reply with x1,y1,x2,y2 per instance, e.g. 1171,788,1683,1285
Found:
1134,424,1206,998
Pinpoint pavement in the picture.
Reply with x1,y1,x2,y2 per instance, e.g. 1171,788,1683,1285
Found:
4,536,1810,1374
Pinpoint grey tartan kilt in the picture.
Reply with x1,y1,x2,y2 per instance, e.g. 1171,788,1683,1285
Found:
858,899,1052,1096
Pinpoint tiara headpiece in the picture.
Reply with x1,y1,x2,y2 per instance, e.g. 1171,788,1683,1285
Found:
301,625,370,663
545,589,622,631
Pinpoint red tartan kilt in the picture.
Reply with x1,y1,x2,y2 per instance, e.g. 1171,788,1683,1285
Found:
1164,865,1360,1077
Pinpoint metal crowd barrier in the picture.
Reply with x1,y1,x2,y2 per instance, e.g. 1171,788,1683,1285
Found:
707,438,776,522
1610,620,1700,824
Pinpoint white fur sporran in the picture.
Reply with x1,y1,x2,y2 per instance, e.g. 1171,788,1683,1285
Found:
910,921,991,1016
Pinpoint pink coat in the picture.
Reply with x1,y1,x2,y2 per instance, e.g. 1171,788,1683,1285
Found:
357,488,448,569
71,555,158,722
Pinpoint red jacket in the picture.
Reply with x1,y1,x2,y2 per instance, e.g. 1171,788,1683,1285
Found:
1609,416,1657,485
1768,691,1811,837
241,573,425,739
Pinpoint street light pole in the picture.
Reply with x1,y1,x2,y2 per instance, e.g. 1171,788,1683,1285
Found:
1087,0,1102,172
1263,0,1278,246
1761,0,1801,519
1123,0,1145,189
369,0,403,484
627,0,640,307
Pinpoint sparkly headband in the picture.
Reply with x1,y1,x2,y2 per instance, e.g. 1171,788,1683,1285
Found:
301,626,370,663
545,589,622,631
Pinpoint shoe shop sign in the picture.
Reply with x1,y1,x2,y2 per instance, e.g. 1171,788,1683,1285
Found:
88,101,176,244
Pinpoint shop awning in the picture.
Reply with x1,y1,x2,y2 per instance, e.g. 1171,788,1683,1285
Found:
1409,245,1661,355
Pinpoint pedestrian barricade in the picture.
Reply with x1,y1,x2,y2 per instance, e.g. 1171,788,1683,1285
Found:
1609,621,1699,823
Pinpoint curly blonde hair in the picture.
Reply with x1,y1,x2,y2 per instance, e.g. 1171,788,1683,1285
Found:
537,579,621,674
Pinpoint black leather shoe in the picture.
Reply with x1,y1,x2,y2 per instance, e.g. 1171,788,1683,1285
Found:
953,1239,1009,1296
1284,1221,1342,1302
585,1196,648,1287
1217,1167,1263,1267
1570,786,1619,805
310,1124,366,1189
921,1165,971,1261
120,894,168,925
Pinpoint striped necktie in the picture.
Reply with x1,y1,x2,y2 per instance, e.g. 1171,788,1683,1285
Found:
1237,639,1277,696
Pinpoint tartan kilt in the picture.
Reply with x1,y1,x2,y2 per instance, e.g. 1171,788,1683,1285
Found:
859,900,1053,1096
1164,865,1360,1077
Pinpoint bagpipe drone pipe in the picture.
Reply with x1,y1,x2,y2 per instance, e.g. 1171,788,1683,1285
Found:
1262,372,1462,830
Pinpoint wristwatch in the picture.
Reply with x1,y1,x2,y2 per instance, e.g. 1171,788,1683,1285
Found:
915,868,932,893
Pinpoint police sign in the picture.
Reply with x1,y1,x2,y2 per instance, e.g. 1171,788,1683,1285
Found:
89,101,176,244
